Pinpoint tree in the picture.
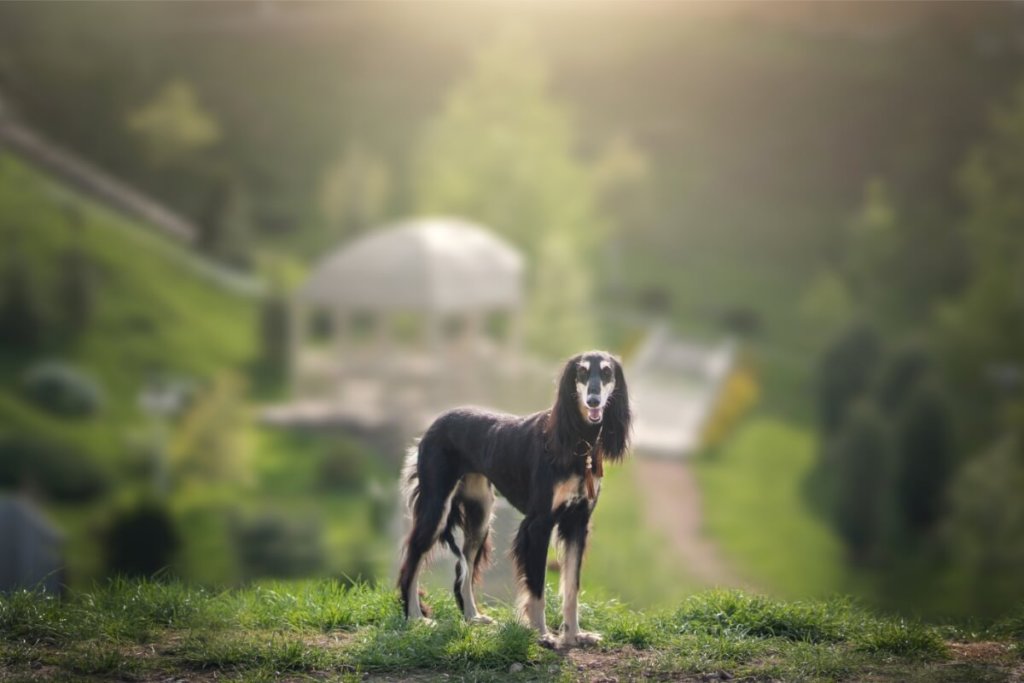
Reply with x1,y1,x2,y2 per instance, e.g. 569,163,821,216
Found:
127,79,221,168
57,244,95,338
258,291,290,382
893,378,956,537
830,400,895,565
873,342,932,413
799,271,855,344
198,176,251,267
412,27,611,357
937,81,1024,437
945,437,1024,616
318,143,391,245
817,322,883,437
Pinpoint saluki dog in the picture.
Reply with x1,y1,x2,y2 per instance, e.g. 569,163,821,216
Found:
398,351,631,648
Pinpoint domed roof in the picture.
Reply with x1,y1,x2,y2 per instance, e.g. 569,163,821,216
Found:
300,217,524,313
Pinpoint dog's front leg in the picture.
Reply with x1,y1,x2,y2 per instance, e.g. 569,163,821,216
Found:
557,502,602,648
512,514,556,645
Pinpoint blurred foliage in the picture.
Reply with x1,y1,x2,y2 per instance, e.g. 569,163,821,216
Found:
0,243,45,352
169,372,251,489
413,27,610,357
102,497,180,577
945,437,1024,616
256,291,290,386
21,360,104,418
798,272,854,345
0,433,109,503
701,364,760,450
816,323,882,437
317,143,391,247
892,379,956,538
198,175,252,267
828,400,894,566
233,511,326,581
126,79,221,169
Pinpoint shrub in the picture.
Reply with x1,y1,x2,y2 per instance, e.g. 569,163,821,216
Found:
232,512,325,580
21,360,104,417
317,438,371,492
56,241,96,337
0,435,109,502
104,500,181,578
0,253,45,351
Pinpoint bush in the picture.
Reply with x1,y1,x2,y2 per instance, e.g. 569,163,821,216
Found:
0,435,109,502
21,360,104,418
56,241,96,337
317,438,371,492
104,500,181,578
232,512,325,580
0,254,45,351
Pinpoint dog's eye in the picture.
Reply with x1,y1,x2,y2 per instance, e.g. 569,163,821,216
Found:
576,367,588,381
600,367,612,382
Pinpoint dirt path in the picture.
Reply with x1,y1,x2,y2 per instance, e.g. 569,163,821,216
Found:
633,457,755,591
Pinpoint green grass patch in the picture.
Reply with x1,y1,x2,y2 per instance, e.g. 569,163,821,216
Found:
695,418,849,598
0,579,1001,681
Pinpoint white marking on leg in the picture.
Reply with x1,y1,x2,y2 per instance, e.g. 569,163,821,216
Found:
560,542,581,639
519,590,547,634
407,563,424,620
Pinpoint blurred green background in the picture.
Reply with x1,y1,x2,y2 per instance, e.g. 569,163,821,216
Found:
1,1,1023,621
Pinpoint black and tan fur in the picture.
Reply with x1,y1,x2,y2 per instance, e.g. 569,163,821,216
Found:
397,351,631,648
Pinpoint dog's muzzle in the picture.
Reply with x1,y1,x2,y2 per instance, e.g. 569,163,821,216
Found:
585,396,602,423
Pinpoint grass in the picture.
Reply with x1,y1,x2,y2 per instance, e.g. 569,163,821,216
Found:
695,418,850,598
4,579,1018,682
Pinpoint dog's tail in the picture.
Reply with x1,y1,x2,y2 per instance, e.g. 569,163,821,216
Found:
401,441,421,514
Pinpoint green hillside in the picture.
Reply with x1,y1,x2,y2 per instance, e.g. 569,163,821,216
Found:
0,152,260,583
0,152,257,455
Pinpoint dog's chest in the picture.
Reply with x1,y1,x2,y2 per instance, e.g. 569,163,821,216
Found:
551,475,600,511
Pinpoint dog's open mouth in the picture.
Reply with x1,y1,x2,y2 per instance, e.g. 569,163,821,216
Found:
587,408,603,423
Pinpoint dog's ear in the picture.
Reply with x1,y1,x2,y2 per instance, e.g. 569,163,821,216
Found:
602,356,632,462
548,353,584,458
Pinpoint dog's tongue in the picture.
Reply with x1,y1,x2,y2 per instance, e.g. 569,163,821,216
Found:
588,408,602,422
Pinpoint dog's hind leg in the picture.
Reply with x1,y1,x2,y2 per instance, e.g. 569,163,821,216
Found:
398,444,461,622
512,513,555,643
455,474,495,624
556,501,600,647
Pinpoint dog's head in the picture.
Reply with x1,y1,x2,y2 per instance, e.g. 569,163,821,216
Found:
549,350,631,462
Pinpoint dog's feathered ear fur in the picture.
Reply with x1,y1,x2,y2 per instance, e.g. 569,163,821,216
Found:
547,353,585,463
601,357,631,462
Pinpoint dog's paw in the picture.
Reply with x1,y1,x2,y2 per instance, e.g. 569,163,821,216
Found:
538,632,560,649
469,614,495,625
572,630,603,647
410,616,436,628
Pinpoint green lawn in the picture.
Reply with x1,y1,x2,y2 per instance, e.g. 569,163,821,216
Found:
695,418,850,599
3,579,1015,682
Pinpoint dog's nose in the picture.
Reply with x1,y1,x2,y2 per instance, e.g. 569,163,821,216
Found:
586,396,600,408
